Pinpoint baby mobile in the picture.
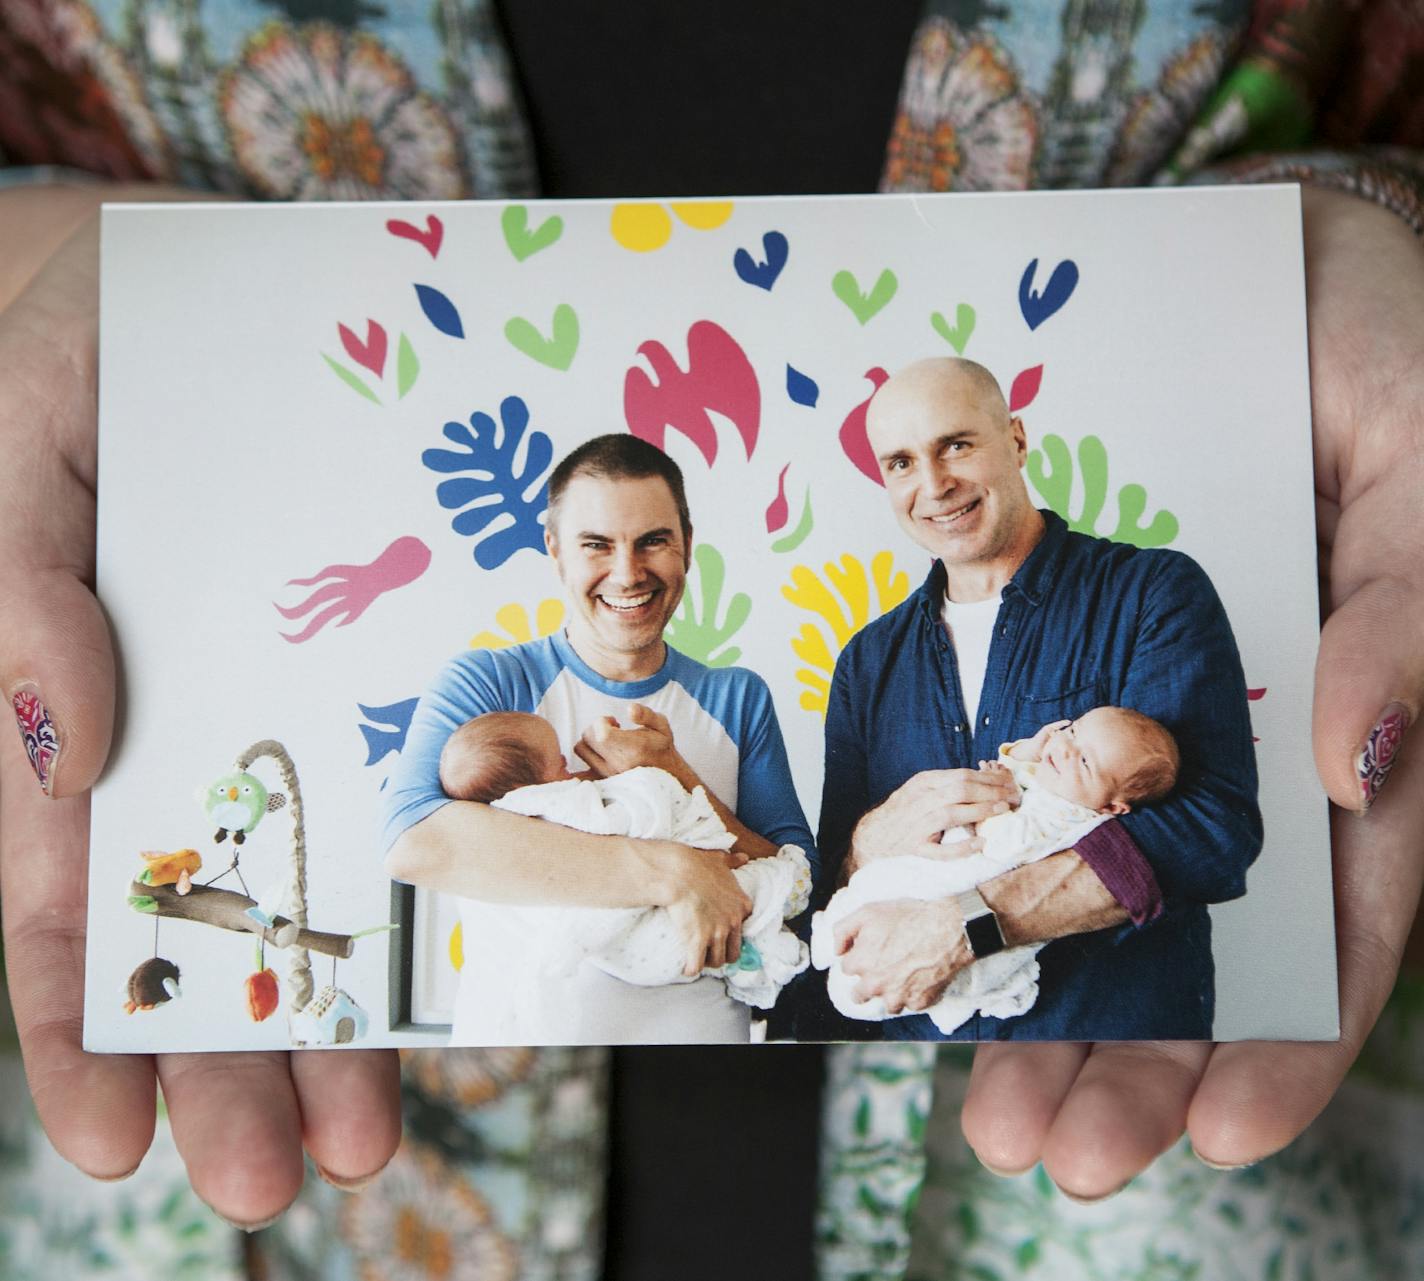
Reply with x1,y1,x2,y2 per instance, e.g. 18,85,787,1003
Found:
124,738,394,1045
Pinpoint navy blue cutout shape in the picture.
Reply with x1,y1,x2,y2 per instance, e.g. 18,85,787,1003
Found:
734,231,789,291
1018,258,1079,331
786,364,819,407
415,283,465,338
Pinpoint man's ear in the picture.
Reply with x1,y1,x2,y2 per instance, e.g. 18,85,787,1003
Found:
544,523,558,559
683,524,694,570
1010,415,1028,465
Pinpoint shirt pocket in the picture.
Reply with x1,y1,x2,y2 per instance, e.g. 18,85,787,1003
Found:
1013,678,1107,742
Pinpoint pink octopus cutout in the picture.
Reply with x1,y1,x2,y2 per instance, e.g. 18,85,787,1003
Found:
275,536,432,643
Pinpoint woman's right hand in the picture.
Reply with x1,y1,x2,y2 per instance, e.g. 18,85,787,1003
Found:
0,193,401,1226
657,842,752,975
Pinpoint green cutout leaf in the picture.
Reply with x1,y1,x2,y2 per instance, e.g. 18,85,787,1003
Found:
323,353,381,404
396,332,419,399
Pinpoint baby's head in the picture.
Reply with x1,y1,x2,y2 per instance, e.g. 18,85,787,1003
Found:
1034,706,1179,815
439,711,570,803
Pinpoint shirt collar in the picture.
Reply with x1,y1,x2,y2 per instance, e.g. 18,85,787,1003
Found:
915,508,1069,621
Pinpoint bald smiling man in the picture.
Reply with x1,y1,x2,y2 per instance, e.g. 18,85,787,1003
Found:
790,357,1263,1043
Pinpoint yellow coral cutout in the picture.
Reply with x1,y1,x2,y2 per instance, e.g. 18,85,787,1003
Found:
449,920,464,972
782,551,910,716
468,598,566,650
612,200,735,251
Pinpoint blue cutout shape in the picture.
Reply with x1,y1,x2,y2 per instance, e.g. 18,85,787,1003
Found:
422,396,553,570
414,283,465,338
786,364,819,407
357,697,420,766
1017,258,1079,331
733,231,789,291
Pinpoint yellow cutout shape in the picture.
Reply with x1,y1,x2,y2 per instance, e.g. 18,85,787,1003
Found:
782,551,910,716
611,200,735,252
670,201,734,230
449,920,464,972
469,598,565,650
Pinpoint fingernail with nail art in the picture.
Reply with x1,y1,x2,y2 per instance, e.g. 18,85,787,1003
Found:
1357,702,1410,813
12,683,60,796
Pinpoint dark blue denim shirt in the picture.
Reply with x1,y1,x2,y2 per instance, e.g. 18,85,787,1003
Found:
814,510,1263,1041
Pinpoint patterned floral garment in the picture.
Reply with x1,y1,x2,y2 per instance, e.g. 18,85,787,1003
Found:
1,3,1422,1280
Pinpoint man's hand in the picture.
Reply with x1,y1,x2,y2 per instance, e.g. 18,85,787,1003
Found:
836,899,970,1013
0,201,400,1227
959,187,1424,1201
573,703,688,781
849,767,1018,873
656,842,753,975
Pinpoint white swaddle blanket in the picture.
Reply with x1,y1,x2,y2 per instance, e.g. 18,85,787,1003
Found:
811,753,1108,1034
482,766,811,1010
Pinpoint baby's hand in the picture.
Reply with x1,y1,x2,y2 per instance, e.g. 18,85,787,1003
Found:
976,759,1022,806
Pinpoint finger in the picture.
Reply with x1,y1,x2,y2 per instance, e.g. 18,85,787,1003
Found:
289,1049,401,1188
833,915,861,955
961,1042,1090,1174
1312,553,1420,812
722,848,749,869
572,740,606,774
940,800,1015,828
925,836,985,860
1041,1040,1212,1200
726,924,743,967
1,773,157,1179
158,1051,307,1226
684,934,705,978
1189,751,1424,1164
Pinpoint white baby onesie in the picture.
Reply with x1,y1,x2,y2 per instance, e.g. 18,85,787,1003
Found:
458,767,811,1040
810,750,1108,1034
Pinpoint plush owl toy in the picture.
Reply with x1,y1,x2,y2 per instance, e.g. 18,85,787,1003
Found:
201,770,287,846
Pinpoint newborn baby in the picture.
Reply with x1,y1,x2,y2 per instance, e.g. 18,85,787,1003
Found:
812,706,1179,1034
440,710,811,1042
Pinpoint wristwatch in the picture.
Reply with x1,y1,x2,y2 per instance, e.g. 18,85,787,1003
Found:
954,888,1006,959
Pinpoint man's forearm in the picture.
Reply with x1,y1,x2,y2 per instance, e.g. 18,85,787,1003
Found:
663,757,780,860
385,801,685,909
978,849,1129,947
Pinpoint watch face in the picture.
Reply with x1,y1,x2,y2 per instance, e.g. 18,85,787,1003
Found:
964,911,1006,958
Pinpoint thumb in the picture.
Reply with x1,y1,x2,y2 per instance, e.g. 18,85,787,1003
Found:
1313,575,1419,815
2,569,115,798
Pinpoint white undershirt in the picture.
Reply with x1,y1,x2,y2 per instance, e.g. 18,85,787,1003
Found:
941,592,1003,727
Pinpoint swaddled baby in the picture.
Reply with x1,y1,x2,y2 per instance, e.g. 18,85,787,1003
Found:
440,710,811,1037
812,706,1179,1033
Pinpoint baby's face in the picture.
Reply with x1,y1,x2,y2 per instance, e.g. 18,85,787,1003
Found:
521,718,573,784
1034,708,1138,814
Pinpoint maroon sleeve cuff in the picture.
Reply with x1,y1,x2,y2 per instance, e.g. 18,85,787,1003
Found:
1075,820,1163,927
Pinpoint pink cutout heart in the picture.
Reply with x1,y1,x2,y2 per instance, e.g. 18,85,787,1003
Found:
339,320,388,378
386,214,444,258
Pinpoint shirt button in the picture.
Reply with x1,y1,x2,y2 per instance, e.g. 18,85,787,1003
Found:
999,625,1008,637
954,724,963,733
982,716,991,726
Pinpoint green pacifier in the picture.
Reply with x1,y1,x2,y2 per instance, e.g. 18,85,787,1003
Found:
733,941,762,972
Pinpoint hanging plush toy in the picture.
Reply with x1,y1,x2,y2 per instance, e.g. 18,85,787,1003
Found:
124,957,181,1014
246,967,280,1022
201,770,287,846
290,985,369,1046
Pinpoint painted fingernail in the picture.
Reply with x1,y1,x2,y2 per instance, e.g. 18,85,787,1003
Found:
11,682,60,795
315,1162,382,1193
1357,702,1410,813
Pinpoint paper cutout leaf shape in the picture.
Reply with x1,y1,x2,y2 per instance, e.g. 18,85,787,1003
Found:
423,396,553,569
664,543,751,668
414,284,465,338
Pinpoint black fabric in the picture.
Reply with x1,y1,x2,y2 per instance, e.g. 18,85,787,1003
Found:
494,8,921,1274
497,2,922,197
604,1045,825,1280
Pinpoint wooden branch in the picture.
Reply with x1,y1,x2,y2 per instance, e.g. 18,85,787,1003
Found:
130,881,355,959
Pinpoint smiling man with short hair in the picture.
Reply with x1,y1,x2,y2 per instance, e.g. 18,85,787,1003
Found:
384,433,815,1045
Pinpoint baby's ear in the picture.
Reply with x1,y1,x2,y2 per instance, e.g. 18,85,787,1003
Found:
1106,799,1132,816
